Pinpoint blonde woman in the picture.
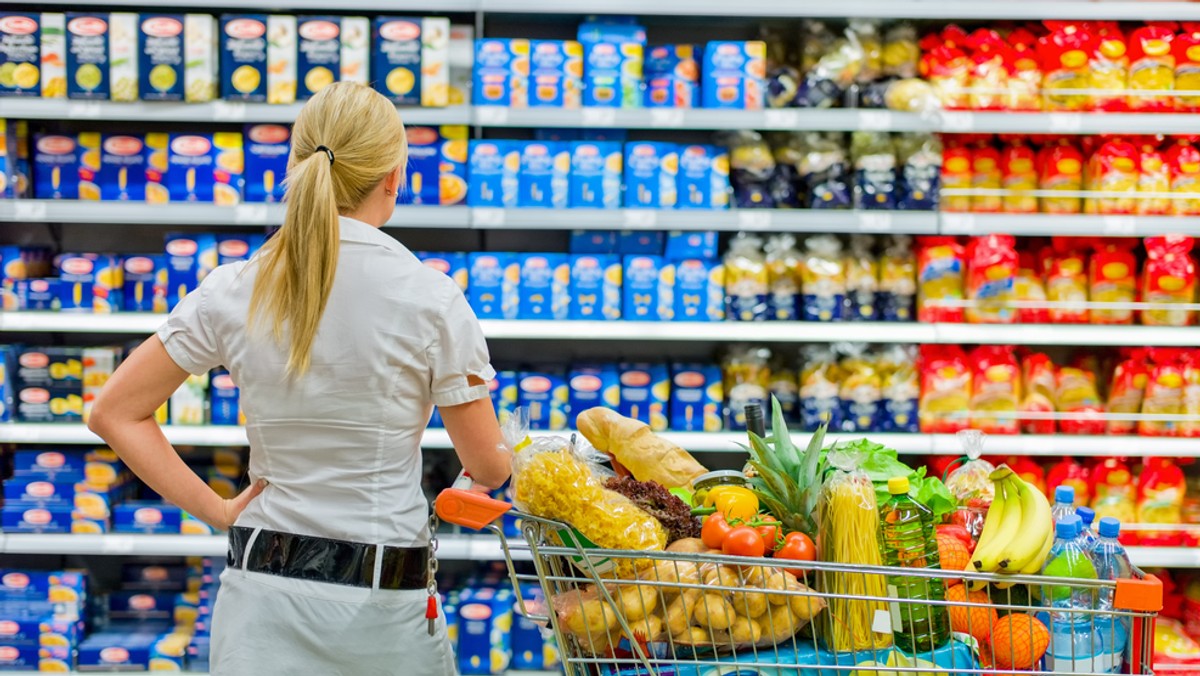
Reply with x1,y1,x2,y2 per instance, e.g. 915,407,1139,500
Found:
89,82,510,674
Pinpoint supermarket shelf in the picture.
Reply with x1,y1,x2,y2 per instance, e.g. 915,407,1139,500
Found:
472,208,937,234
0,423,248,446
938,111,1200,135
941,213,1200,237
2,98,471,125
0,201,469,229
932,323,1200,348
475,320,940,343
474,106,931,132
1128,547,1200,569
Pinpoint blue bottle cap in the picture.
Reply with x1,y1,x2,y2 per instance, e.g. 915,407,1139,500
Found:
1056,516,1080,539
1076,506,1096,526
1055,485,1075,504
1098,517,1121,538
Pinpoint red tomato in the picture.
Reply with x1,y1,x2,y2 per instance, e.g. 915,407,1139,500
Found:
722,526,766,558
701,513,733,549
774,531,817,575
755,516,783,552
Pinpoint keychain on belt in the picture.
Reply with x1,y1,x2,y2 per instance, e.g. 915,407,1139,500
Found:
425,511,440,636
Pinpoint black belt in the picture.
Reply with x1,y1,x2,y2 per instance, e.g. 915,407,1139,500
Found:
227,526,430,590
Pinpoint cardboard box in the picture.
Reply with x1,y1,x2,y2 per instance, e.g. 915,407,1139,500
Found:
0,119,29,199
456,587,513,675
164,232,216,311
448,24,473,105
32,133,81,199
416,251,468,292
65,13,109,100
113,502,182,534
581,41,642,108
489,371,517,427
568,254,620,320
97,134,148,201
297,16,340,99
82,346,120,423
472,38,528,107
183,14,217,102
567,364,619,428
169,372,208,425
623,142,677,208
529,40,582,108
138,14,185,101
665,231,718,260
702,41,766,110
517,372,567,431
15,386,82,423
0,14,42,97
677,144,730,209
12,449,85,477
400,125,467,206
644,44,699,108
3,477,74,504
622,255,672,321
108,12,138,101
209,369,241,426
75,131,100,201
1,504,72,533
122,255,167,313
671,258,724,321
467,140,519,208
617,230,664,255
148,132,243,204
339,16,368,85
670,363,723,432
467,252,518,319
516,254,568,320
16,347,82,389
40,13,66,99
266,15,296,104
219,14,267,102
373,17,449,107
568,141,621,209
243,123,289,203
618,362,668,431
517,141,569,209
569,230,617,254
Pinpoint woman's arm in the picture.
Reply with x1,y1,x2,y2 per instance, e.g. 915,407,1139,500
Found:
438,379,512,491
88,337,264,530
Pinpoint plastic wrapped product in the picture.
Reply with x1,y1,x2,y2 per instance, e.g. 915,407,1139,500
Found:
724,233,769,322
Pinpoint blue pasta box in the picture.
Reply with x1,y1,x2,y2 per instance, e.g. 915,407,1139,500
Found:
617,231,664,255
15,347,82,389
439,130,468,207
109,592,176,620
243,124,289,203
671,257,725,321
219,15,267,102
677,144,730,210
57,253,121,313
0,14,41,97
580,41,643,108
122,255,166,313
138,14,185,101
529,40,582,108
568,230,617,254
467,140,519,208
517,141,569,209
568,141,621,209
217,235,254,265
15,279,59,311
488,370,518,426
401,125,467,206
666,231,718,260
209,370,241,426
517,372,567,431
146,132,243,204
467,252,518,320
623,255,672,321
113,502,181,534
618,362,669,431
15,385,82,423
164,233,217,311
121,564,188,592
65,13,109,100
371,17,448,107
297,16,340,99
670,363,723,432
510,589,556,671
97,134,147,201
644,44,699,108
472,38,528,108
0,119,29,199
702,41,766,110
568,254,620,320
1,504,72,533
75,131,100,201
0,346,12,422
32,133,81,199
77,631,157,670
0,644,38,669
623,142,677,208
0,571,53,600
416,252,468,292
13,449,85,478
516,254,568,320
4,476,74,504
457,587,513,675
567,364,618,428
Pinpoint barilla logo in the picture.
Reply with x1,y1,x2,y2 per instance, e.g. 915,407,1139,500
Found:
571,374,601,392
129,594,157,611
60,257,94,275
476,255,497,266
142,17,182,38
135,508,163,525
299,20,339,41
100,647,130,664
26,481,55,498
143,566,169,582
0,16,38,35
37,451,66,468
475,144,498,157
526,256,548,268
423,259,451,274
407,127,438,145
674,371,705,388
68,16,107,36
22,509,51,525
125,256,155,274
171,135,212,157
650,46,670,59
380,20,420,42
38,136,76,155
488,379,500,393
1,572,30,588
20,388,50,404
717,44,739,55
0,646,18,662
248,125,289,144
459,603,492,621
593,43,616,56
0,621,17,636
212,373,236,390
226,18,265,40
576,256,599,269
630,257,654,269
521,376,551,393
104,136,143,156
576,145,599,157
682,145,706,158
218,239,249,258
19,352,49,368
482,42,504,53
30,280,49,293
537,43,560,53
621,371,651,387
526,144,548,157
166,238,198,256
632,145,657,157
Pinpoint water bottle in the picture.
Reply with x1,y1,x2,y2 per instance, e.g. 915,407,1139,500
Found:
1076,507,1098,550
1041,516,1102,673
1052,485,1077,524
1092,518,1133,673
878,475,950,654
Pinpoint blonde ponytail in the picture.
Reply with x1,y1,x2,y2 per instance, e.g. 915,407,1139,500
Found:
249,82,408,376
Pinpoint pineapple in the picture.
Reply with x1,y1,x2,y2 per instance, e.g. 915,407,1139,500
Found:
743,397,827,539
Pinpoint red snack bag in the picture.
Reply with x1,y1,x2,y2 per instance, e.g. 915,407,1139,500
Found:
1006,28,1043,110
1038,138,1084,214
968,345,1020,434
1141,348,1187,436
919,344,973,433
1090,22,1129,112
1000,138,1038,213
1091,456,1139,525
1039,22,1096,111
1107,349,1150,434
1180,350,1200,438
941,139,973,213
1015,250,1049,324
1044,237,1090,324
1137,457,1185,546
1006,456,1048,494
971,139,1003,213
1089,238,1137,325
1020,351,1057,434
1167,138,1200,216
1047,457,1092,505
921,42,970,110
916,236,965,323
1085,136,1140,215
1128,23,1178,112
965,234,1018,324
1142,235,1197,326
1174,23,1200,111
967,29,1012,111
1056,365,1107,435
1137,137,1171,216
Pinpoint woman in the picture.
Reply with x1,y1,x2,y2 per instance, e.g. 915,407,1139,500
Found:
89,82,511,675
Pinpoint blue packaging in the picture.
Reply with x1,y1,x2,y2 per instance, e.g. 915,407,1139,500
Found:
623,142,677,208
54,253,95,313
32,134,81,199
15,385,82,423
15,347,82,389
187,635,211,672
219,15,268,102
517,141,569,209
401,126,465,206
670,363,723,432
488,371,518,427
577,23,645,109
677,144,730,210
567,364,619,429
0,644,38,669
416,252,468,292
122,255,166,313
472,38,529,107
1,504,72,533
209,370,240,426
297,17,340,100
665,231,718,260
77,631,157,671
467,140,519,208
150,132,243,204
618,362,669,431
4,477,74,504
529,40,582,108
617,231,664,255
216,235,253,265
568,254,621,320
66,13,110,100
568,141,621,209
138,15,185,101
0,345,12,423
113,502,182,534
702,41,766,110
510,588,555,671
456,587,513,675
242,124,289,203
0,13,41,97
98,134,148,201
671,258,725,321
569,230,617,254
13,449,85,478
165,233,217,311
467,253,518,320
517,372,567,431
644,44,699,108
623,255,672,321
516,254,568,320
16,278,60,311
0,119,29,198
371,17,423,106
109,592,176,620
0,571,52,600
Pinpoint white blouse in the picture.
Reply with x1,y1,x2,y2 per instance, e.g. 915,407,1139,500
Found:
157,216,495,547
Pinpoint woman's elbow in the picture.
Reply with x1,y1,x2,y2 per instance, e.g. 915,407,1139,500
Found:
86,395,113,438
473,454,513,491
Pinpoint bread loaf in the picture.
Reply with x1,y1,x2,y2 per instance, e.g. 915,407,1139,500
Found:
576,407,708,489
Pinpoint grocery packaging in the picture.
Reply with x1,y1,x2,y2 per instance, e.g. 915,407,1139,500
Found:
726,345,771,431
577,406,707,488
916,236,964,323
919,344,972,433
724,234,769,322
801,235,846,322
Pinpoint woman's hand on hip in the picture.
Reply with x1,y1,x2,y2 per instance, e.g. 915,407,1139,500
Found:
219,479,269,531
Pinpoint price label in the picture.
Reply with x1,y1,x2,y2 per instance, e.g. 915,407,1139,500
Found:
212,100,248,122
101,536,136,554
764,109,799,129
1101,216,1137,236
474,106,510,126
859,110,895,131
234,204,268,224
649,109,685,128
1049,113,1084,134
736,211,773,230
473,208,506,228
581,108,616,127
941,213,977,235
858,212,893,232
13,201,48,221
68,101,102,119
622,210,658,229
939,111,974,133
873,608,895,635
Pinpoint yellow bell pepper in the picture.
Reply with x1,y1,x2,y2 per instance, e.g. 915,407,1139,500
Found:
704,485,759,523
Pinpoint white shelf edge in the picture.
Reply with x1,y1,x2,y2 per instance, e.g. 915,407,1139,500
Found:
0,201,469,229
3,99,471,125
1128,547,1200,569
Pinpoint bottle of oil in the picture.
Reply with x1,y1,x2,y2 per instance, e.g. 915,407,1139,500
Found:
878,476,950,653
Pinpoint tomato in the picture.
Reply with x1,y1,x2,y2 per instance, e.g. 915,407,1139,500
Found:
722,526,766,558
755,515,783,552
701,513,733,549
774,531,817,575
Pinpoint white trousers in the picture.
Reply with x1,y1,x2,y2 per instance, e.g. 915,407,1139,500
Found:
211,567,458,675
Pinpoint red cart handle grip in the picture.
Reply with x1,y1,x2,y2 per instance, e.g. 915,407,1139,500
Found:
435,488,512,530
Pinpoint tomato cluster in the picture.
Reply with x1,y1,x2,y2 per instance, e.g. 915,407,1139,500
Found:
700,513,817,574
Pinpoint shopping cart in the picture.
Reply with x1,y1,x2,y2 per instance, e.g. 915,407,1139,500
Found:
435,488,1163,676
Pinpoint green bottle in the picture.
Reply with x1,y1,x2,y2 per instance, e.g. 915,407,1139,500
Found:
878,476,951,654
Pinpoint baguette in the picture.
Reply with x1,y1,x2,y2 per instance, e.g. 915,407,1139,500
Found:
576,407,708,489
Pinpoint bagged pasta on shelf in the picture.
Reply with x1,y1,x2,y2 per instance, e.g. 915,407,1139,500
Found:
768,352,800,424
801,132,851,209
764,234,802,321
767,133,806,208
795,22,864,108
1128,22,1178,112
920,30,969,110
1175,23,1200,111
878,343,919,433
851,132,896,210
970,137,1003,214
723,130,777,209
724,233,770,322
1086,137,1140,215
1043,238,1090,324
1000,138,1039,214
1140,348,1188,436
1181,351,1200,437
965,234,1018,324
1108,348,1150,435
801,235,846,322
800,345,843,431
1020,351,1058,434
1038,138,1085,214
1014,250,1050,325
1090,22,1130,112
724,345,771,432
1039,22,1095,112
965,29,1010,111
877,234,916,322
1138,137,1172,216
837,342,881,433
1168,138,1200,215
843,234,878,321
1141,235,1197,327
968,345,1020,434
895,133,941,211
1090,238,1138,325
916,236,965,323
1055,365,1108,435
940,138,973,213
1006,28,1043,111
918,344,972,433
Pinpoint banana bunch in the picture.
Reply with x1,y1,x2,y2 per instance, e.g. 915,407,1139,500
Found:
966,465,1054,591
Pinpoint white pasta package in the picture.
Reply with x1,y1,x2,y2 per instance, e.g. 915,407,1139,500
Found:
339,16,369,85
108,12,138,101
266,14,295,104
184,14,217,102
40,13,66,98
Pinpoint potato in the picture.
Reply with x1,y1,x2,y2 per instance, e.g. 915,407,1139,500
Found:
763,569,790,605
641,559,700,589
603,582,659,623
562,591,617,637
729,616,763,645
578,627,621,656
622,614,664,642
692,593,736,630
666,538,707,554
702,565,742,590
665,590,700,636
758,603,804,643
729,587,768,619
673,626,711,646
785,577,826,622
741,565,767,586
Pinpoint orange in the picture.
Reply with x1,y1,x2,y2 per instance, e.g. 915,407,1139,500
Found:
989,613,1049,671
946,584,997,641
937,533,971,586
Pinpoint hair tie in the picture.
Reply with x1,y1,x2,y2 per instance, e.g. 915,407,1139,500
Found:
315,145,335,165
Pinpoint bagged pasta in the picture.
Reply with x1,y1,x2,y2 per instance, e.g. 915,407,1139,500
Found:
916,236,965,323
1044,238,1090,324
920,31,969,109
838,342,881,433
883,22,920,79
1039,22,1095,112
1168,139,1200,216
877,234,916,322
1038,138,1085,214
1006,28,1043,111
1140,349,1187,437
802,235,846,322
1055,366,1107,435
725,345,771,431
1015,250,1050,324
1020,351,1058,434
1089,238,1137,325
1181,350,1200,438
843,234,878,321
1001,138,1039,214
1138,138,1171,215
1128,23,1177,112
1091,22,1130,112
765,234,802,321
895,133,941,211
945,430,997,538
802,132,851,209
768,352,800,425
966,29,1010,111
940,138,972,213
971,139,1003,214
1107,349,1150,435
800,345,843,431
1175,23,1200,112
851,132,897,210
1086,137,1140,215
1141,235,1197,326
919,344,972,433
879,344,919,433
725,233,770,321
968,345,1020,434
965,234,1018,324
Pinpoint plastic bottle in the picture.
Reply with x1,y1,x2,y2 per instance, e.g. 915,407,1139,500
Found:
878,475,951,654
1041,516,1102,674
1091,517,1132,674
1052,485,1078,524
1076,507,1098,551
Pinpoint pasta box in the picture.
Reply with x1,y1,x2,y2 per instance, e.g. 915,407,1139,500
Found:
516,253,568,320
400,125,467,206
219,14,267,102
1,504,72,533
15,347,82,389
138,14,184,101
266,15,296,104
97,134,147,201
580,41,642,108
456,587,513,675
77,631,158,671
568,254,621,320
528,39,582,108
108,13,137,102
467,252,518,320
517,141,569,209
517,372,567,431
372,17,450,107
164,232,217,310
0,13,41,96
33,133,81,199
669,363,723,432
644,44,699,108
489,371,518,426
14,279,59,311
65,13,109,100
568,141,621,209
147,132,243,204
665,231,718,260
113,503,182,534
12,449,85,478
677,144,730,210
296,16,340,99
671,257,725,321
120,565,188,593
618,362,669,431
183,14,217,103
416,251,468,292
40,13,65,99
472,38,528,107
617,230,664,255
243,123,289,203
622,255,673,321
108,592,176,621
623,142,677,208
15,386,83,423
702,40,766,109
209,369,241,426
467,140,519,208
338,16,368,85
569,230,617,254
567,364,619,428
4,476,74,504
0,119,30,199
121,255,166,313
216,234,261,265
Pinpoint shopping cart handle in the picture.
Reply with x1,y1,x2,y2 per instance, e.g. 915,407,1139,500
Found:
435,488,512,530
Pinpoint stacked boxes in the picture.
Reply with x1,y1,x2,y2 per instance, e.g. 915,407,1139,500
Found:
372,17,449,107
0,569,86,670
401,125,468,206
